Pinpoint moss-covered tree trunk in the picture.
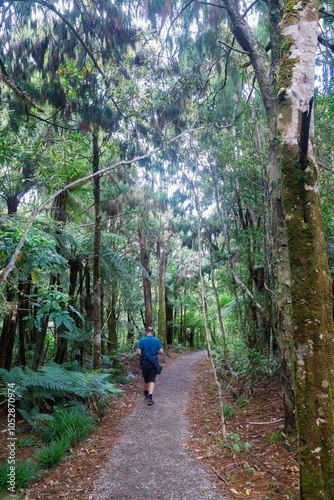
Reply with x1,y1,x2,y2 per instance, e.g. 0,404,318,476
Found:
278,1,334,497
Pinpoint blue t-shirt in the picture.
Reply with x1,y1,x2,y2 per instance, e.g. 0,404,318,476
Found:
137,336,162,359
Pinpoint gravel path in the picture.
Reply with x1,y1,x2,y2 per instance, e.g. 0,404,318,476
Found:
93,350,229,499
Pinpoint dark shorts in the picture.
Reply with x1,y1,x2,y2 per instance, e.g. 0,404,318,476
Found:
140,358,157,383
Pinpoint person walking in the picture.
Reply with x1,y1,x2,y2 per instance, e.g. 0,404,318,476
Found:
136,327,163,405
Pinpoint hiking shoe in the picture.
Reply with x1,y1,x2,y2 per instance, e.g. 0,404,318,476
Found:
143,391,148,399
147,398,155,405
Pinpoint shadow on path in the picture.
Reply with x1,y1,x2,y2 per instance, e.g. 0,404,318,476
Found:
93,350,229,499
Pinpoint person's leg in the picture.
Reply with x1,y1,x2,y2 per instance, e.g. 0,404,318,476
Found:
142,360,151,398
147,368,156,405
148,381,155,395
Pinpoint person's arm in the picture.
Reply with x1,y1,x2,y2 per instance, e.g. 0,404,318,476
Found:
158,347,163,354
137,348,142,357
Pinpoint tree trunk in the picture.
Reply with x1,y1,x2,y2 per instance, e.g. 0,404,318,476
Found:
166,297,174,345
195,170,227,438
222,0,295,431
158,246,168,348
92,130,102,369
17,278,32,366
138,217,153,328
0,285,17,369
210,250,228,366
107,287,118,352
53,189,69,364
278,2,334,496
32,316,49,371
52,191,68,223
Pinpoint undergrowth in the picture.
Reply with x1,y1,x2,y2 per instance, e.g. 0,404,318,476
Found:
0,459,41,495
0,352,129,496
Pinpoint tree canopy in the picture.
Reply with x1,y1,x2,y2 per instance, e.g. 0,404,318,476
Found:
1,1,334,497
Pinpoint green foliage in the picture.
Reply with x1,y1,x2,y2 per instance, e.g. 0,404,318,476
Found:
39,133,90,192
268,432,285,444
219,325,279,388
0,363,121,422
16,436,38,449
114,375,130,385
248,349,280,378
223,403,235,417
0,217,67,279
36,437,71,468
244,463,257,475
34,406,95,445
27,287,83,333
224,433,251,453
224,332,249,375
0,459,41,494
236,395,248,408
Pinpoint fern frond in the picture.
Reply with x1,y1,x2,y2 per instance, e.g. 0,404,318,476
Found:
66,371,121,398
18,406,41,426
0,366,34,399
36,364,72,391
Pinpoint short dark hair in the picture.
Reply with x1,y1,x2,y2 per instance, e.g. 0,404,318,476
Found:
146,327,154,335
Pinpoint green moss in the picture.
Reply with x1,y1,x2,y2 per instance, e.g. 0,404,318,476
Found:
282,11,299,28
280,147,328,336
281,39,293,54
284,0,304,13
278,57,299,90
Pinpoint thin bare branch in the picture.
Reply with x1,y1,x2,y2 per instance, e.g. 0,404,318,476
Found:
218,39,251,55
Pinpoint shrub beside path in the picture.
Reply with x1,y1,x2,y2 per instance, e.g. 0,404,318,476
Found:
93,350,230,499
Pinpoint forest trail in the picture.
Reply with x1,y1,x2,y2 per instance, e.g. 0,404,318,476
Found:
93,350,229,499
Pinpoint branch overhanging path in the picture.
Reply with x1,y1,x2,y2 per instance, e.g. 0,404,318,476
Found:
0,125,210,287
93,351,229,500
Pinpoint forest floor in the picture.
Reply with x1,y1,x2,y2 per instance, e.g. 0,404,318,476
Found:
0,350,299,499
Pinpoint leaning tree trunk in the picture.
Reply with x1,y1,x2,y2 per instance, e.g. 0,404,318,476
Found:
278,2,334,497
